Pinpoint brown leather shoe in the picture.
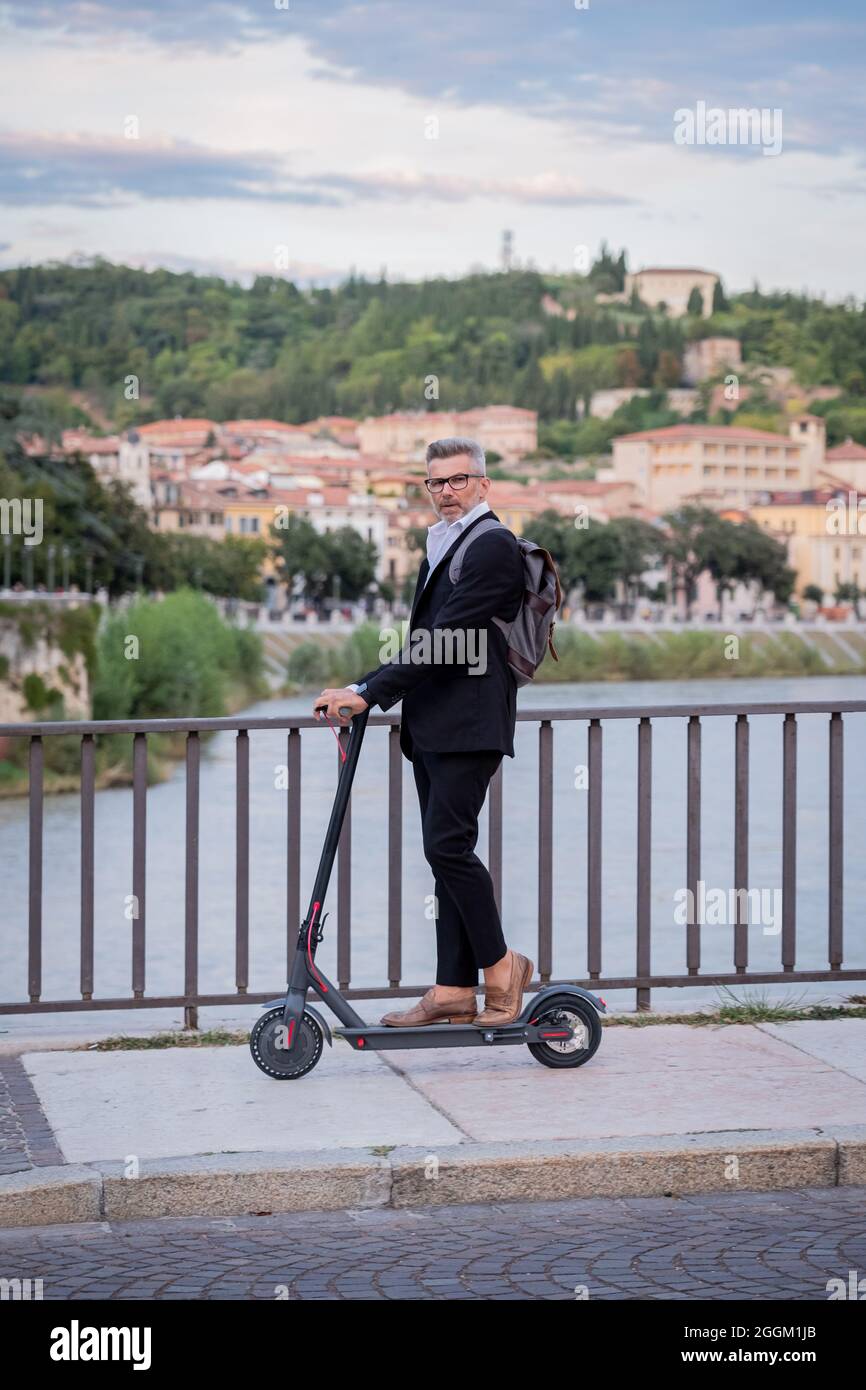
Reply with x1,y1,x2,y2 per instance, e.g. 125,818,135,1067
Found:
473,951,533,1026
380,987,478,1027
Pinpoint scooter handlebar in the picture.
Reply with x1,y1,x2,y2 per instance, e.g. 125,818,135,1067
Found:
314,702,357,719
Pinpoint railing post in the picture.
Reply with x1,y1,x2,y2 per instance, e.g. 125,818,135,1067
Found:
132,732,147,999
488,759,503,917
184,731,200,1030
235,729,249,994
538,720,553,982
734,714,749,974
587,719,602,980
286,727,301,978
829,712,843,970
686,715,701,975
388,724,403,988
28,736,43,1004
636,717,652,1011
782,713,797,971
80,733,95,1001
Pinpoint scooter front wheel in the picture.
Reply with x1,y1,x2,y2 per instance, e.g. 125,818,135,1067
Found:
249,1006,324,1080
527,995,603,1069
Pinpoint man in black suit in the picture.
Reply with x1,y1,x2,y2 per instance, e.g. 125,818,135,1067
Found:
314,437,534,1028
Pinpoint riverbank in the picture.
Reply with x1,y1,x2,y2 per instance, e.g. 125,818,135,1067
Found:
265,622,866,692
0,676,267,799
0,591,268,797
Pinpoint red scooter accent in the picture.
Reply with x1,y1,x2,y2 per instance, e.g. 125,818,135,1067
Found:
316,706,348,762
307,900,328,992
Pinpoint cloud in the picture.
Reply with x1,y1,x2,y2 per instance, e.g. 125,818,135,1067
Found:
0,130,634,209
310,169,637,207
0,131,341,207
0,0,276,50
3,1,864,152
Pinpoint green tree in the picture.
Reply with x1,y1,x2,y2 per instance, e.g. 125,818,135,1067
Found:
687,287,705,316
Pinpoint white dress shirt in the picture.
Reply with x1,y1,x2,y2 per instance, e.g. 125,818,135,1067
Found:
423,497,490,586
347,497,490,697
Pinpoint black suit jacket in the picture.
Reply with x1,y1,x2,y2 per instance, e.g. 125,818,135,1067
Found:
358,509,524,759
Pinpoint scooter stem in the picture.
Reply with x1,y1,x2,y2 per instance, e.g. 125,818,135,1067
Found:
300,704,371,942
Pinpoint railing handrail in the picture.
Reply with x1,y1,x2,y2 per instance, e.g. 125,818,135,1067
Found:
2,697,865,738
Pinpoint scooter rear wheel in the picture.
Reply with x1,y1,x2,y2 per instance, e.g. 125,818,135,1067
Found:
249,1006,324,1080
527,995,602,1069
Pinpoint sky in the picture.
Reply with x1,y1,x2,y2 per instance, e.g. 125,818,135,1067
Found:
0,0,864,296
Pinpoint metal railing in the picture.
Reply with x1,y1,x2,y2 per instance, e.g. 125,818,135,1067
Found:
1,698,864,1021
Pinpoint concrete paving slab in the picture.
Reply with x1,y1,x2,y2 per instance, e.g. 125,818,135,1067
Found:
12,1022,866,1186
758,1019,866,1082
21,1043,466,1164
374,1020,822,1074
378,1024,866,1141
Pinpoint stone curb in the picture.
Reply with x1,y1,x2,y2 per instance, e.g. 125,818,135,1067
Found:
2,1127,864,1228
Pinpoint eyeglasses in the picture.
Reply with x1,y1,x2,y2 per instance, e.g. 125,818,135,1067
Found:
424,472,484,493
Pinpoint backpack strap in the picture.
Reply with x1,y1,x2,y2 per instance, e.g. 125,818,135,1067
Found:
447,517,506,584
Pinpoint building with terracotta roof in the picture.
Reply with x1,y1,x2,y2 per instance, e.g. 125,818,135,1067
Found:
821,437,866,489
357,405,537,462
137,419,218,448
299,416,360,448
273,489,390,581
62,429,151,509
610,416,827,512
750,484,866,599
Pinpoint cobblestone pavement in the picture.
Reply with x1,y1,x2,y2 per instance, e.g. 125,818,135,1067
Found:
1,1186,864,1300
0,1057,64,1175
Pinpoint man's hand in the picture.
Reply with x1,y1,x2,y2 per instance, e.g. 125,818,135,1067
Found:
313,687,369,725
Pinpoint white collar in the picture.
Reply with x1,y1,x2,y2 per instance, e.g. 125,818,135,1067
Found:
427,497,490,541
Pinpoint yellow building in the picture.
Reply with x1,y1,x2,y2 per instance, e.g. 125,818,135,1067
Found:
750,489,865,597
611,417,826,513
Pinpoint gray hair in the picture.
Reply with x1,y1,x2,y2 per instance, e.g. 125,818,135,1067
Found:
425,436,486,473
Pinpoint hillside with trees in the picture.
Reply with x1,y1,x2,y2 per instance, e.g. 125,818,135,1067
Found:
1,251,864,458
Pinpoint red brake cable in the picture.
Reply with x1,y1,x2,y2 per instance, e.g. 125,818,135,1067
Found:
316,706,348,762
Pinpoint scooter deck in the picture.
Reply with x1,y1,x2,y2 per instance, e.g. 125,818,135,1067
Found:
333,1020,575,1051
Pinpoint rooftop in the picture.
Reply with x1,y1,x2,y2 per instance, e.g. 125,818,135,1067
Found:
615,423,797,446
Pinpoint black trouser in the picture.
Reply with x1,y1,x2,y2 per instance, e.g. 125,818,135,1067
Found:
410,745,507,985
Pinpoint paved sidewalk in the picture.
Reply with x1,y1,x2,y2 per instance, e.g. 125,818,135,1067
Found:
2,1012,865,1226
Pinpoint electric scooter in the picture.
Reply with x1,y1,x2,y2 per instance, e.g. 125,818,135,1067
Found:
250,703,606,1080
